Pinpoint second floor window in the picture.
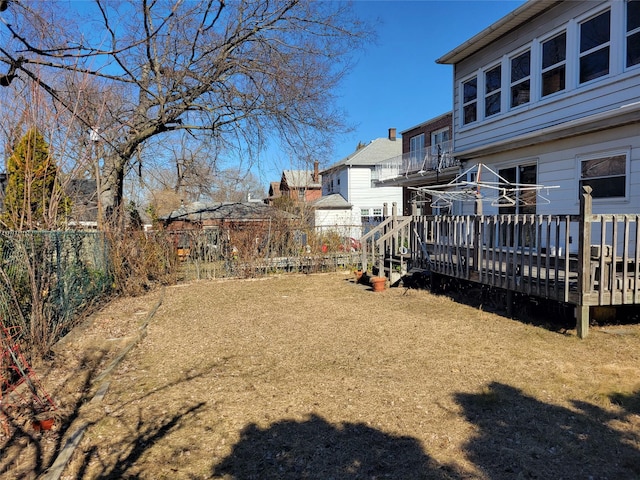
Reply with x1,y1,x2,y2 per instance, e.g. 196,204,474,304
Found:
485,65,501,117
541,32,566,97
580,10,611,83
627,0,640,67
462,76,477,124
409,133,425,158
430,128,450,155
510,50,530,107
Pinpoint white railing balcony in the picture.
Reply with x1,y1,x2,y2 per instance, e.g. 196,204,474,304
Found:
376,141,457,182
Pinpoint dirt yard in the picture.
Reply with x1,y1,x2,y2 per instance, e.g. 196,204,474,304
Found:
2,272,640,479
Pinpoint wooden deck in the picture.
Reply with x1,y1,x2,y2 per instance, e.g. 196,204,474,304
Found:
360,187,640,338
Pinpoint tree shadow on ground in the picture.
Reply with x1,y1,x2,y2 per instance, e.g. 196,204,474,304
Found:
0,350,102,478
212,413,459,479
455,382,640,479
93,402,206,479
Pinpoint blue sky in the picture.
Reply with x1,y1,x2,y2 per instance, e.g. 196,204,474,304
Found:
267,0,526,179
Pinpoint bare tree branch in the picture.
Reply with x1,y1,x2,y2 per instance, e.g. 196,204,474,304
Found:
0,0,371,229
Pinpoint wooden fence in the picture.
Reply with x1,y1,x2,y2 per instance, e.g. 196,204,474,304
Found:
361,187,640,338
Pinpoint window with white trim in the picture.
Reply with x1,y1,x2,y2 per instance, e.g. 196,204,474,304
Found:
627,0,640,67
510,50,530,107
579,152,628,199
485,65,501,117
579,9,611,83
462,76,477,124
541,32,566,97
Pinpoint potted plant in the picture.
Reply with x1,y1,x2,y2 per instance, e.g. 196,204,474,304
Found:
370,276,386,292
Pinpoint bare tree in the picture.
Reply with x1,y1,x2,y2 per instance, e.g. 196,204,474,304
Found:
0,0,370,229
210,168,266,202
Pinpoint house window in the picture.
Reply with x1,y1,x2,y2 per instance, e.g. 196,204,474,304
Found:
510,50,530,107
579,10,610,83
430,128,450,155
498,164,537,248
409,133,425,162
541,32,566,97
627,0,640,67
462,76,477,124
360,208,370,225
485,65,501,117
579,153,627,199
373,208,382,216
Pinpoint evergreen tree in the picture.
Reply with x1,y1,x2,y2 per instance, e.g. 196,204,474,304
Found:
3,128,69,229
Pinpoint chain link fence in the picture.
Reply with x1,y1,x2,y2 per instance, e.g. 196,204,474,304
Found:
0,231,112,350
0,225,365,351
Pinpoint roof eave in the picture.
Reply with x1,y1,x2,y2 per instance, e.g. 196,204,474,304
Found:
436,0,561,65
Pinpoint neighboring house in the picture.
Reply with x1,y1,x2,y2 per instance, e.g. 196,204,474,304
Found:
0,175,100,229
160,201,298,258
264,181,281,205
310,193,360,240
436,0,640,253
279,161,322,203
375,113,456,215
161,201,297,231
320,128,403,235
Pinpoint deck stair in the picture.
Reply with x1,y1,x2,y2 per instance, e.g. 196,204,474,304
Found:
360,202,422,284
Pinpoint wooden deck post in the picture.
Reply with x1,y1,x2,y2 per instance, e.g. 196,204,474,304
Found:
473,196,482,273
577,186,593,338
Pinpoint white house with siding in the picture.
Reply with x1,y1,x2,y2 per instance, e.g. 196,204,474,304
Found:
310,193,361,239
320,128,403,237
437,0,640,253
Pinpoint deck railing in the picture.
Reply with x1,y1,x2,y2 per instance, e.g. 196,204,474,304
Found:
375,141,457,182
361,188,639,338
412,214,581,304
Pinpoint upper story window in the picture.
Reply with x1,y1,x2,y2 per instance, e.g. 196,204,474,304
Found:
627,0,640,67
462,76,477,124
579,10,611,83
541,32,566,97
510,50,530,107
485,65,501,117
409,133,425,155
579,152,628,199
430,128,450,155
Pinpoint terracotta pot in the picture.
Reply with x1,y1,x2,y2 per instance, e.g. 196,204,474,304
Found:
370,276,386,292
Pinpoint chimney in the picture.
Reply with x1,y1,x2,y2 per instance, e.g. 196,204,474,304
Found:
388,128,396,141
313,160,319,182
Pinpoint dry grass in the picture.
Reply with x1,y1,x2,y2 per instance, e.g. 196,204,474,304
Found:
2,271,640,479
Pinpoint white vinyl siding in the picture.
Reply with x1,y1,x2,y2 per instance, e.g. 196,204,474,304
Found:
453,1,640,153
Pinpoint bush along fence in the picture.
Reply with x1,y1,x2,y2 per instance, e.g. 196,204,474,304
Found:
0,231,112,356
160,226,363,281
